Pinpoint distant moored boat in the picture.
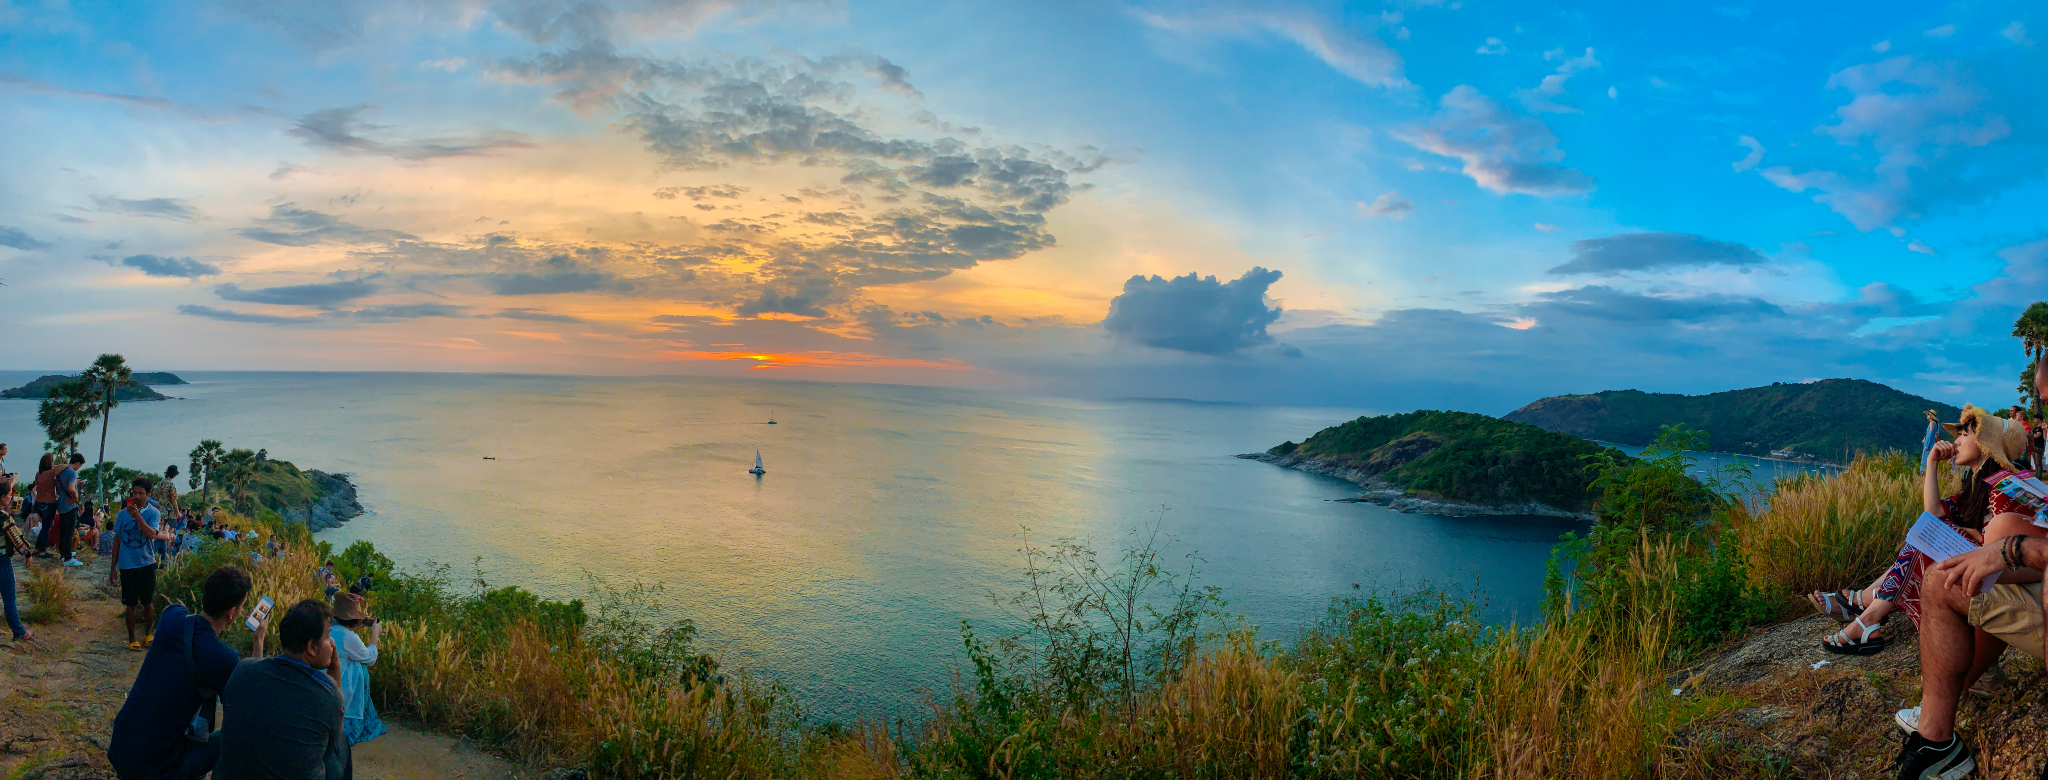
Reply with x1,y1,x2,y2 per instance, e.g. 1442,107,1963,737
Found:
749,449,766,476
768,418,777,424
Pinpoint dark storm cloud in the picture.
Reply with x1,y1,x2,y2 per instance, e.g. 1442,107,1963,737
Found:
214,278,379,307
1101,268,1285,355
236,204,417,247
1547,232,1768,275
289,105,533,161
342,302,469,320
119,254,221,278
494,308,585,322
736,289,827,317
1525,285,1785,323
94,196,198,221
0,225,49,250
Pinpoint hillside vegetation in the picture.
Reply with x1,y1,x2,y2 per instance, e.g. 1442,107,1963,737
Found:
1503,378,1958,463
1268,409,1626,511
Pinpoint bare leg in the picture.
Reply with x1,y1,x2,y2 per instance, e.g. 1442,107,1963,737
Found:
123,604,137,642
1917,577,1976,741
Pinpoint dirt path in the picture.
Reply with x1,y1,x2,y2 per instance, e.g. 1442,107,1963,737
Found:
0,555,540,780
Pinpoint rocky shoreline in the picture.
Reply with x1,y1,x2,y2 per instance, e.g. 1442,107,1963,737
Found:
295,470,366,531
1235,451,1594,520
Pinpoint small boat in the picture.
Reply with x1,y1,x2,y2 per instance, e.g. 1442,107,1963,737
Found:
749,450,766,476
482,456,496,460
767,418,777,425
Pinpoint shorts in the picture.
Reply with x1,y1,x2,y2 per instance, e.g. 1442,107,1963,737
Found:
119,563,158,608
1969,582,2046,660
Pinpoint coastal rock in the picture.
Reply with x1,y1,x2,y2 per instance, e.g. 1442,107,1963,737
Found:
1235,451,1593,520
285,470,364,531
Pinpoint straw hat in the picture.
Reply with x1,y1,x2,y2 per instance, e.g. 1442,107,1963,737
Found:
333,592,372,623
1942,404,2030,471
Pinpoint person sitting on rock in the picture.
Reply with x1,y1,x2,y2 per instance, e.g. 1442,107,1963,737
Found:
107,566,268,780
1804,405,2037,656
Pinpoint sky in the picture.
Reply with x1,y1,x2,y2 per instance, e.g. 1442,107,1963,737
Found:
2,0,2044,413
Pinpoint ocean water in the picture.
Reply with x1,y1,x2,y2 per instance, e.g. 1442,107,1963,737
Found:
0,371,1587,721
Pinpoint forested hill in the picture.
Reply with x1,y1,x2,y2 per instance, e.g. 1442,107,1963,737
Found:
1263,410,1626,512
1502,379,1959,463
0,373,180,400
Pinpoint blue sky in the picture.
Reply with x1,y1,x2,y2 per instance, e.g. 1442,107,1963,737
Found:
1,0,2043,413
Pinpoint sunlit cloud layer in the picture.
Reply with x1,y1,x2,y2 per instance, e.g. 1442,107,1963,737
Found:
2,0,2045,411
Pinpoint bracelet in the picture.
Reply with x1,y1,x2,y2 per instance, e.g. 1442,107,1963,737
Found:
2003,535,2032,571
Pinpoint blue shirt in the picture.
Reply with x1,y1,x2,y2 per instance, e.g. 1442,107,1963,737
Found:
116,500,160,570
108,606,241,779
55,467,78,512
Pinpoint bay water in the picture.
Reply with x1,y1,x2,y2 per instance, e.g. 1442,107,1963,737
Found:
0,371,1587,721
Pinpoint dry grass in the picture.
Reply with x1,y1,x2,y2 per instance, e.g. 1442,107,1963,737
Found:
21,561,77,625
1733,451,1945,607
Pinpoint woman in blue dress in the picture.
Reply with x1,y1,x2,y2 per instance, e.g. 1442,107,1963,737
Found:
330,593,387,744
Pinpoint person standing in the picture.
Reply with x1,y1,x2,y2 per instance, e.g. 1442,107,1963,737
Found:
107,566,267,780
214,599,350,780
329,593,386,745
56,452,84,567
0,477,28,645
151,467,179,561
30,454,57,558
109,478,175,651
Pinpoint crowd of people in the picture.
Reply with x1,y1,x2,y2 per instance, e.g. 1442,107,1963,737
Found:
0,456,387,779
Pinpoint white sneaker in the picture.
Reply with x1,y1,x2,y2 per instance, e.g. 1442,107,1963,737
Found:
63,557,83,567
1896,706,1920,733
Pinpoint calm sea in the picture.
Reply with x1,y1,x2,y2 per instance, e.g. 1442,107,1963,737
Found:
0,371,1594,721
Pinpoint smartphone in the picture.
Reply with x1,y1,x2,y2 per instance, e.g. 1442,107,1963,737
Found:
246,595,274,632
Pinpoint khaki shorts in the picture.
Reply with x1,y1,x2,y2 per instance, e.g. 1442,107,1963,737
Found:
1969,582,2046,660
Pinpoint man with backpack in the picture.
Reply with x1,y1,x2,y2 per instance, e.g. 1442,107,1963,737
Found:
107,565,268,780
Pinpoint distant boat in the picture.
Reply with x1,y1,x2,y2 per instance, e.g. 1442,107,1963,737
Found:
749,450,766,475
482,456,496,461
767,418,777,424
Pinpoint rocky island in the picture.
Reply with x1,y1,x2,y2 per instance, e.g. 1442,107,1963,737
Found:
1503,378,1960,464
235,456,366,530
0,371,188,400
1240,409,1626,519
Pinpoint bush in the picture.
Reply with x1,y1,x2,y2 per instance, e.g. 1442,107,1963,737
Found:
21,563,77,625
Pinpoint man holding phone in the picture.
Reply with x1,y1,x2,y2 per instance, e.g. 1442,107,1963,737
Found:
109,478,176,651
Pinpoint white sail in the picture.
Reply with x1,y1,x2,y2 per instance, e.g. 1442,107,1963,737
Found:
754,450,763,469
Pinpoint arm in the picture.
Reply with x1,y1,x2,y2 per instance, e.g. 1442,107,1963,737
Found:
107,530,120,584
1923,440,1956,518
1934,535,2047,591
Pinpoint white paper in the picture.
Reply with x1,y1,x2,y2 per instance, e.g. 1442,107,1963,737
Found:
1904,512,2001,594
2017,476,2048,499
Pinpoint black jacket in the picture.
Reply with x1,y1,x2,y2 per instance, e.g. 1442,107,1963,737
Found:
213,656,349,780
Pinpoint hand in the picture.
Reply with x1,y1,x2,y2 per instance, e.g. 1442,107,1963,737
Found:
252,612,270,639
1933,543,2005,592
1960,528,1985,545
1929,440,1957,463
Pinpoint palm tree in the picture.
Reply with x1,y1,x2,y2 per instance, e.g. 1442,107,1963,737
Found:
35,379,95,458
189,440,226,499
2016,302,2048,415
219,448,259,512
80,353,133,504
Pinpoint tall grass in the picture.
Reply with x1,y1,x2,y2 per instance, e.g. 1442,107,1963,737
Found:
1733,450,1944,604
21,561,77,624
135,443,1931,779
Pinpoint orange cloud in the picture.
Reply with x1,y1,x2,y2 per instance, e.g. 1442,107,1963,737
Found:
500,330,564,341
659,350,976,371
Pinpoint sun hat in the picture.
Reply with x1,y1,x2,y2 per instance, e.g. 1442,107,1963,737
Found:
1942,404,2030,471
333,592,372,623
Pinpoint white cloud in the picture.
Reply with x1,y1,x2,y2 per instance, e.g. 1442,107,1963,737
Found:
1135,8,1411,90
2003,22,2033,46
1397,85,1595,196
1731,135,1764,171
1534,222,1559,232
1476,36,1506,55
1873,40,1892,53
1518,47,1601,113
1907,239,1938,255
1607,85,1618,99
1924,24,1957,38
1358,191,1413,219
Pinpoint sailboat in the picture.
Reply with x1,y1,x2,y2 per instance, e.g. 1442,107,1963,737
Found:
749,450,766,476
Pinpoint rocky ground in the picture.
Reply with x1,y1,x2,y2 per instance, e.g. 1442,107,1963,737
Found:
1236,451,1594,519
298,470,366,531
1671,613,2048,778
0,552,542,780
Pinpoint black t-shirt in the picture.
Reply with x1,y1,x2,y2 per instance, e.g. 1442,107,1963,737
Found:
214,656,347,780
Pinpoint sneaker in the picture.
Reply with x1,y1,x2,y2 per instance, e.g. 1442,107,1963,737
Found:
1894,732,1974,780
1895,707,1921,733
63,557,83,567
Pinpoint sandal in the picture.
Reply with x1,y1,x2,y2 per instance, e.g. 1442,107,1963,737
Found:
143,634,153,648
1808,589,1865,621
126,640,143,652
1822,615,1886,656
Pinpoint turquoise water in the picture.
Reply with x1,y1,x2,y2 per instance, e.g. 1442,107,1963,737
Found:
0,371,1584,721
